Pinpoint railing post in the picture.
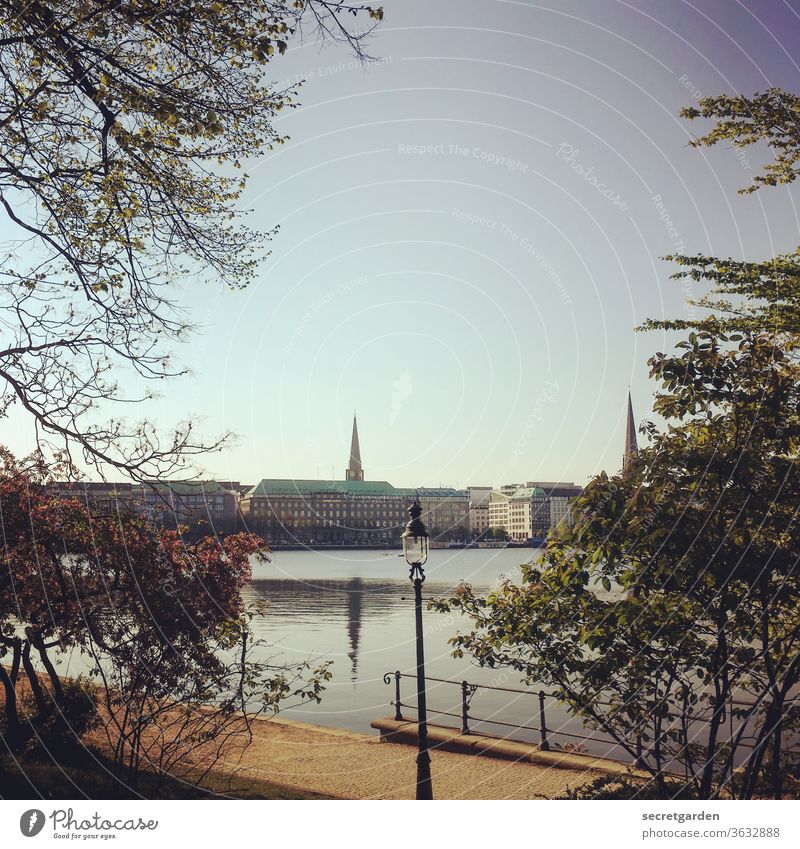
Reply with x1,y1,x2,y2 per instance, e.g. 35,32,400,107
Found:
461,681,470,734
538,690,550,751
394,670,403,721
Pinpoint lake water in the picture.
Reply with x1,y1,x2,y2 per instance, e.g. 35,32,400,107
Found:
245,547,622,758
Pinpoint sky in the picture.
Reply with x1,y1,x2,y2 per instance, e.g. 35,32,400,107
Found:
4,0,800,488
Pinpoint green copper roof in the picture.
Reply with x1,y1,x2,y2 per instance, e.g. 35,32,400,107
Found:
510,487,547,500
492,486,547,501
246,479,418,498
245,480,471,501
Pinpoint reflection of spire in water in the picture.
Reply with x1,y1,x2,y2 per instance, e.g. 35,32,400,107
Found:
346,577,363,683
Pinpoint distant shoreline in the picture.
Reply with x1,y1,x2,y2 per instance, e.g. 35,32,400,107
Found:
264,541,543,552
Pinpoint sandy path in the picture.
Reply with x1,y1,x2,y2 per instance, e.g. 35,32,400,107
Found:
2,670,603,799
216,718,603,800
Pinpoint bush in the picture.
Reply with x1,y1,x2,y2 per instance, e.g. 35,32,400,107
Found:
560,773,703,800
20,676,100,761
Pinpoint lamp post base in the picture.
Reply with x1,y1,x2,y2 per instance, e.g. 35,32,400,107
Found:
416,748,433,800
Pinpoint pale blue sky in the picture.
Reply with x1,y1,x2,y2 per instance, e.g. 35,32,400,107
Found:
4,0,800,488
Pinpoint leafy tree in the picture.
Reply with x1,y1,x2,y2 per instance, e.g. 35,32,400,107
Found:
639,251,800,338
0,1,382,480
0,447,330,789
434,333,800,799
681,88,800,195
485,526,509,542
642,89,800,339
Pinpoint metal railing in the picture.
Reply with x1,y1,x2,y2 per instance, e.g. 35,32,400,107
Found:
382,670,800,763
383,670,592,753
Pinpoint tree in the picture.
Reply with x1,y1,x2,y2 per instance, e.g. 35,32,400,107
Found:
681,88,800,195
434,333,800,799
0,447,330,790
0,2,383,480
641,89,800,340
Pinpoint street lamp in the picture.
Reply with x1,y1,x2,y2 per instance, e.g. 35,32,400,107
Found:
402,500,432,800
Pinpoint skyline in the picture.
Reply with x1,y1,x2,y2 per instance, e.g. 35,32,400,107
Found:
2,0,800,487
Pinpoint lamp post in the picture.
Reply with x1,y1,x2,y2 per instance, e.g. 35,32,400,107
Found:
402,500,432,800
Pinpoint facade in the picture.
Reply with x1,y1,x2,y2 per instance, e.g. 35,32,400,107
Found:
45,479,241,535
137,480,240,533
549,492,576,529
240,479,468,545
467,486,492,535
524,481,583,531
240,479,413,545
47,481,136,513
482,482,582,541
529,488,551,539
487,487,547,542
507,489,533,541
488,488,510,533
416,488,470,540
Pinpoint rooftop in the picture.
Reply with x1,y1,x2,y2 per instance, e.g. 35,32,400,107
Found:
246,479,418,498
143,480,235,496
246,480,468,499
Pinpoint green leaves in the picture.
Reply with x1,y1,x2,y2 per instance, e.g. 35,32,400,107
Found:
681,88,800,194
0,0,384,481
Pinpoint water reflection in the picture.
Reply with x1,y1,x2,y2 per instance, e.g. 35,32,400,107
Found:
346,577,363,682
242,549,621,756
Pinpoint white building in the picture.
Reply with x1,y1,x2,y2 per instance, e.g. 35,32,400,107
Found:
467,486,492,535
482,482,584,541
487,485,549,541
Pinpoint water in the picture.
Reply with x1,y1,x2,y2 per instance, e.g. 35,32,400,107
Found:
245,547,619,757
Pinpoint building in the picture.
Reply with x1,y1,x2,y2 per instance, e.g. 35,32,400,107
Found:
416,488,470,541
240,478,415,545
483,481,583,541
46,481,136,513
137,480,241,533
488,488,510,534
486,486,547,542
239,417,468,545
524,481,584,531
240,480,469,545
467,486,492,535
507,489,535,541
45,479,241,536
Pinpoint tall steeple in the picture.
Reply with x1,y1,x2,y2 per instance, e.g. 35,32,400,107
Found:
623,391,638,471
346,412,364,481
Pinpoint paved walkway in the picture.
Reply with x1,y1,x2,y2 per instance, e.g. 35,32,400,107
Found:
216,718,606,800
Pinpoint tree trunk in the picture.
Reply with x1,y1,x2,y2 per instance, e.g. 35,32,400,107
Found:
26,628,64,703
770,703,783,800
0,663,25,750
9,638,21,685
21,640,49,717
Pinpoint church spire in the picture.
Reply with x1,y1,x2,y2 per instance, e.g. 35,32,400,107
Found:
346,412,364,482
623,391,638,471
